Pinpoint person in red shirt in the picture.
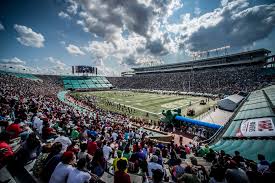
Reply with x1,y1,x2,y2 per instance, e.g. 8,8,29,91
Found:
87,135,97,156
42,121,56,140
133,142,139,153
6,119,22,139
114,159,131,183
0,132,14,167
185,145,191,154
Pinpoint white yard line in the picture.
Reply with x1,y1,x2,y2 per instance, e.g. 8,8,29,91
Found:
157,99,202,114
102,98,160,115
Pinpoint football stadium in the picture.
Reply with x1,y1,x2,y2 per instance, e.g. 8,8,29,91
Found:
1,1,275,183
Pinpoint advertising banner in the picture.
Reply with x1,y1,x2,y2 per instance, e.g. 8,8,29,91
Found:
236,118,275,137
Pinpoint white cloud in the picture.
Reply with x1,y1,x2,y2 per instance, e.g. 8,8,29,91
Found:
60,0,275,75
76,0,183,55
67,0,78,15
58,11,71,19
14,24,45,48
0,57,26,65
45,57,69,71
221,0,229,7
0,22,4,30
168,0,275,53
66,44,85,56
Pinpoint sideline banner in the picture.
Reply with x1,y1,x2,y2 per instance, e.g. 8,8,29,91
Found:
236,117,275,137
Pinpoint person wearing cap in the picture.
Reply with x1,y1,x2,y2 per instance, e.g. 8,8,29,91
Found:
49,151,75,183
6,118,23,139
148,155,164,178
113,150,128,173
0,132,14,167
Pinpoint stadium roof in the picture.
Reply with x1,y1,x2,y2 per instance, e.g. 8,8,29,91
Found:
211,85,275,162
132,48,271,70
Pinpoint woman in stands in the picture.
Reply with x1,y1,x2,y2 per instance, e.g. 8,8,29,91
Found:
88,149,106,178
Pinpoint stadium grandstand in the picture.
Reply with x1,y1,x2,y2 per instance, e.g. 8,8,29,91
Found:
3,0,275,182
108,49,275,95
0,48,275,183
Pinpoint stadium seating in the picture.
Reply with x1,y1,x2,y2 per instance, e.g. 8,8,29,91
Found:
108,66,272,95
210,85,275,161
62,76,113,90
0,71,40,81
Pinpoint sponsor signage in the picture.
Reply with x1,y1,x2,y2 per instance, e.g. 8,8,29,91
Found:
236,118,275,137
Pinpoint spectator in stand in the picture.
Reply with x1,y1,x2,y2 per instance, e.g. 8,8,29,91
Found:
205,148,217,162
41,142,63,182
102,141,113,160
15,133,41,166
77,143,91,161
49,151,75,183
113,150,128,172
122,145,132,160
67,158,92,183
177,165,201,183
225,160,249,183
257,154,270,174
33,113,43,133
87,135,97,156
41,120,56,140
233,151,245,167
0,132,14,167
148,155,164,178
114,159,131,183
262,161,275,183
171,158,185,181
53,131,72,152
88,149,106,177
152,169,164,183
33,144,51,178
6,118,22,139
167,150,178,167
185,145,191,155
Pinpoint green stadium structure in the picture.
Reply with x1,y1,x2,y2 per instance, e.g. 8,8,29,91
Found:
0,70,41,81
62,76,113,90
211,85,275,162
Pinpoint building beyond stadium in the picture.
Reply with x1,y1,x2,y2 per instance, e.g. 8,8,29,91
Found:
131,49,272,75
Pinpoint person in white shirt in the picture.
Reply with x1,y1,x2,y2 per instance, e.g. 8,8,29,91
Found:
148,155,164,178
112,131,118,141
67,158,91,183
33,115,43,133
103,141,113,160
53,132,72,152
49,151,75,183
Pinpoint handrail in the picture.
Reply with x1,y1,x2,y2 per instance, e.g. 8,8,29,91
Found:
199,93,250,145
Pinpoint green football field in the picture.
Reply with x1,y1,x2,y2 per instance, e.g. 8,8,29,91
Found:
72,90,217,121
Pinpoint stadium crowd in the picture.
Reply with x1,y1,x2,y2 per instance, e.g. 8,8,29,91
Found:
0,73,274,183
108,65,269,95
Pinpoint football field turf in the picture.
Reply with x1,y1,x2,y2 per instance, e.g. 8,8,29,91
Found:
73,90,217,121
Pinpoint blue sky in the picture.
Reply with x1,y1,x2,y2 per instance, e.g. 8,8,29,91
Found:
0,0,274,76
